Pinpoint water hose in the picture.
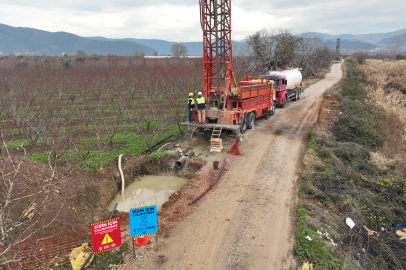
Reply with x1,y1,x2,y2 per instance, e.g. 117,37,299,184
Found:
189,158,226,205
118,154,125,197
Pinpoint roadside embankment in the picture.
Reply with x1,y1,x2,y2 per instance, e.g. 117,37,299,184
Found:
296,58,406,269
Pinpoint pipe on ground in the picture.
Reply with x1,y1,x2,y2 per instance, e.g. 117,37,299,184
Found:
175,150,195,168
118,154,125,197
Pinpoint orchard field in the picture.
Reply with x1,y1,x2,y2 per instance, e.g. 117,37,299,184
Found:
0,56,202,169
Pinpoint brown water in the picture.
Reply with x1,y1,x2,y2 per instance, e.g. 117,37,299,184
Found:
193,138,210,155
108,175,188,212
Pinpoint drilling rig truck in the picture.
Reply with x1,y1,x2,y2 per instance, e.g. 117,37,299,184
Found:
182,0,276,134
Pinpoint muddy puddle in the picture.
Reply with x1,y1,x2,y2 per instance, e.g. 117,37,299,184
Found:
193,138,210,155
108,175,188,212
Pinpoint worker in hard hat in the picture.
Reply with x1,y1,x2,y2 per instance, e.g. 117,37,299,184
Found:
196,92,206,124
188,92,196,122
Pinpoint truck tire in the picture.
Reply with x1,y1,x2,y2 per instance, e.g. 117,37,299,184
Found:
281,96,286,108
271,101,276,116
265,109,271,120
294,91,299,101
297,91,301,100
240,117,247,134
247,112,255,129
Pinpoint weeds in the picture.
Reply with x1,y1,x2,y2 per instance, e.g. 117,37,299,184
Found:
296,58,406,269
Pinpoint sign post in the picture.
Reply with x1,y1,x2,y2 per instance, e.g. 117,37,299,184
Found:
91,218,122,254
129,205,158,256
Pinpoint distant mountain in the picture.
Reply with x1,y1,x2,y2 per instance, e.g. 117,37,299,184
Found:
311,28,406,44
377,33,406,45
325,39,377,52
87,37,240,56
0,24,156,56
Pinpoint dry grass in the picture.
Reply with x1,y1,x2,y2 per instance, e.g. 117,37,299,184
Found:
361,60,406,174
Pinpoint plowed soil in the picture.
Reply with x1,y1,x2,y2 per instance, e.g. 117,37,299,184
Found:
125,63,343,270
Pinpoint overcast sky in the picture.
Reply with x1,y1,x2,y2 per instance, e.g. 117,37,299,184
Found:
1,0,406,41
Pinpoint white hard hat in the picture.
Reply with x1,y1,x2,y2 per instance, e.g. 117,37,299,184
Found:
198,92,202,95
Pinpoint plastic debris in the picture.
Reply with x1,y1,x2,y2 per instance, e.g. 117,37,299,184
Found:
300,262,314,270
358,165,365,170
346,217,355,229
394,224,405,229
317,230,337,246
361,248,366,253
363,225,380,237
395,228,406,240
305,236,312,241
381,227,385,231
69,243,93,270
370,248,379,255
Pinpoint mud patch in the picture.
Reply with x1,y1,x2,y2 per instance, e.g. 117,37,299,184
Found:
107,175,189,212
317,95,340,123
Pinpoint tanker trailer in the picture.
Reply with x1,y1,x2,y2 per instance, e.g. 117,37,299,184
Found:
264,69,304,107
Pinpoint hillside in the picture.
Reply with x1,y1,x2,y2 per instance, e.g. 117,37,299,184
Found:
326,39,377,52
377,33,406,45
0,24,156,56
310,28,406,44
87,37,233,56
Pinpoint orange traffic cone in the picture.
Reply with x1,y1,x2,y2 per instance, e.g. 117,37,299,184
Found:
134,236,149,246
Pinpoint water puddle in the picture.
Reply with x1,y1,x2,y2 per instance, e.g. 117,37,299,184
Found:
193,138,210,155
108,175,188,212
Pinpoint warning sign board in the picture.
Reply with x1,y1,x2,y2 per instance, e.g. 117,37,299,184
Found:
129,205,158,238
91,218,122,253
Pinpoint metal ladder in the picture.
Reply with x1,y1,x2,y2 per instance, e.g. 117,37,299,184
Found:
211,126,222,140
185,124,198,139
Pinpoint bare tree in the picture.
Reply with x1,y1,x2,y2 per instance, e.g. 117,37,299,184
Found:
131,50,145,58
171,44,188,57
241,29,334,77
0,128,71,268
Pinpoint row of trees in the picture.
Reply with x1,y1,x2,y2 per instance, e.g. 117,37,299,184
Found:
234,29,334,79
0,57,201,170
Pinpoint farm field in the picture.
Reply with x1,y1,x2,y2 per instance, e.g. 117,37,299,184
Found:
0,56,202,169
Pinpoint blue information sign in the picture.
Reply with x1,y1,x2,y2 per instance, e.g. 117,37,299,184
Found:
129,205,158,237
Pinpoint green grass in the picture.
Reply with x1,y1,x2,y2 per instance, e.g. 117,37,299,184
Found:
295,205,342,269
296,59,406,269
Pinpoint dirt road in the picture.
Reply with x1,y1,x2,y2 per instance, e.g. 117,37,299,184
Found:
129,63,342,270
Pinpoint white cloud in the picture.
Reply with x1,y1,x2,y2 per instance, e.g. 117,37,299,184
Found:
0,0,405,41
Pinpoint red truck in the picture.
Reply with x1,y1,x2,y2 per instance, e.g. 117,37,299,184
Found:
262,69,304,107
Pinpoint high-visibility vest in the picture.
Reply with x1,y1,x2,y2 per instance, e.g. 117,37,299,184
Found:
196,97,205,104
188,97,195,105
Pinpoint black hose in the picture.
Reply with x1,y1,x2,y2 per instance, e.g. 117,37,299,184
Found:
142,134,173,154
109,202,118,219
79,252,94,270
189,158,226,205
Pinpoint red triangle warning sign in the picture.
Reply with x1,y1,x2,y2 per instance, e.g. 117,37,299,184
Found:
101,233,113,245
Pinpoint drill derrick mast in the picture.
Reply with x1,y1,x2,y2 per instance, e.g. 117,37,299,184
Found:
181,0,275,133
336,38,340,62
200,0,233,109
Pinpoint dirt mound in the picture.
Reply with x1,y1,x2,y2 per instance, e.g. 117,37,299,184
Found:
317,95,340,123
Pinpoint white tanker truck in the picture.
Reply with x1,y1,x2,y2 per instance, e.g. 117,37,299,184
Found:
262,69,304,107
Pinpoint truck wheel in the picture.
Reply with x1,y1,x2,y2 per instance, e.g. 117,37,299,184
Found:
297,91,301,100
281,97,286,108
271,102,276,116
265,110,271,120
240,117,247,134
294,91,299,101
247,112,255,129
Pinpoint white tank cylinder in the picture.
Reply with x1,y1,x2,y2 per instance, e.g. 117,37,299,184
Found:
268,69,302,90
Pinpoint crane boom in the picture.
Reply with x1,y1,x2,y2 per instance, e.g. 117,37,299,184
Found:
200,0,233,109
